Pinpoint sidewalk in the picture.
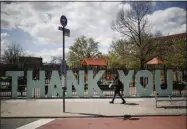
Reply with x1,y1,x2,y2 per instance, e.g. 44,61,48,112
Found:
1,98,186,118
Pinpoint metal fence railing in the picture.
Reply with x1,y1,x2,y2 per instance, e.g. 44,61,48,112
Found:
1,79,187,98
1,88,187,98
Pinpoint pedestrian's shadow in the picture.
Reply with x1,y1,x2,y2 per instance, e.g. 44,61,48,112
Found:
65,112,140,120
122,115,140,120
114,103,139,105
124,103,139,105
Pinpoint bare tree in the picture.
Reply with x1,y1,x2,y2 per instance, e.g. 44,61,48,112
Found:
112,2,157,69
2,43,24,64
50,51,71,64
154,31,163,38
50,56,62,64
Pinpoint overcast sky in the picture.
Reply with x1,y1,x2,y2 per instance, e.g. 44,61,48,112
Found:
1,1,186,63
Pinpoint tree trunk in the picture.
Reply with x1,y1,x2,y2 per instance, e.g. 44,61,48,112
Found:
140,59,145,70
140,58,145,86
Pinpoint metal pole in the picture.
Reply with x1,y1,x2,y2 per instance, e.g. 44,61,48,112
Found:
0,40,1,63
184,38,187,81
62,27,66,112
185,38,187,68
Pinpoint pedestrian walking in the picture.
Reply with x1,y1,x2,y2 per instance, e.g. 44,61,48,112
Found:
109,74,126,104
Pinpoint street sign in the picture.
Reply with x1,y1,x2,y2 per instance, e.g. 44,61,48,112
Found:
64,28,70,37
58,26,70,37
61,75,66,88
60,15,67,27
61,60,66,74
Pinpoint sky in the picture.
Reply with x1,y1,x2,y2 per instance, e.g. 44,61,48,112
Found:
1,1,186,63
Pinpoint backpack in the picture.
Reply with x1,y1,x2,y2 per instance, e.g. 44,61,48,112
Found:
118,79,123,88
114,79,123,89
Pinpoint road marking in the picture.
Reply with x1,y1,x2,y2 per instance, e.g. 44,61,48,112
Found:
16,119,55,129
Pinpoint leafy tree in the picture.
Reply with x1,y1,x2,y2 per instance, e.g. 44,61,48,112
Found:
67,35,102,68
111,2,173,69
162,38,186,68
110,39,139,68
101,52,123,68
111,2,157,69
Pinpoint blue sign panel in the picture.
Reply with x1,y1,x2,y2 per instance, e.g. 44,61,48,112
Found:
60,15,67,27
61,60,66,74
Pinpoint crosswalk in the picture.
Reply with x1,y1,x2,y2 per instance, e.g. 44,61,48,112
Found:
16,119,55,129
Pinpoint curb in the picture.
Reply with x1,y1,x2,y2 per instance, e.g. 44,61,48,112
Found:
2,97,186,100
1,114,186,119
1,96,186,100
0,97,155,100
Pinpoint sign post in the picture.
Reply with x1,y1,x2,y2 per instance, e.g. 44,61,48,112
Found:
59,15,70,112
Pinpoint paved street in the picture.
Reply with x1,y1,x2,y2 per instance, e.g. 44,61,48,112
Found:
1,116,186,129
1,118,39,129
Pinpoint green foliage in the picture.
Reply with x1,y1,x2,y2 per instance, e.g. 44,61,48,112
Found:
111,2,159,69
162,38,185,68
109,34,185,68
67,35,102,68
102,51,123,68
109,39,139,68
110,37,160,68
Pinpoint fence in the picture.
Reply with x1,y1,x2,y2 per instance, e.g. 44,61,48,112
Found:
0,68,187,98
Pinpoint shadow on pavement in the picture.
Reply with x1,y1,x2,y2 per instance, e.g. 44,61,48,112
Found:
65,112,105,117
65,112,140,120
124,103,139,105
161,106,187,109
123,115,140,120
129,118,140,120
112,102,139,105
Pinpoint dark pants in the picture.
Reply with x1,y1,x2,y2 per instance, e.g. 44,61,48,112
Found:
111,88,125,102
